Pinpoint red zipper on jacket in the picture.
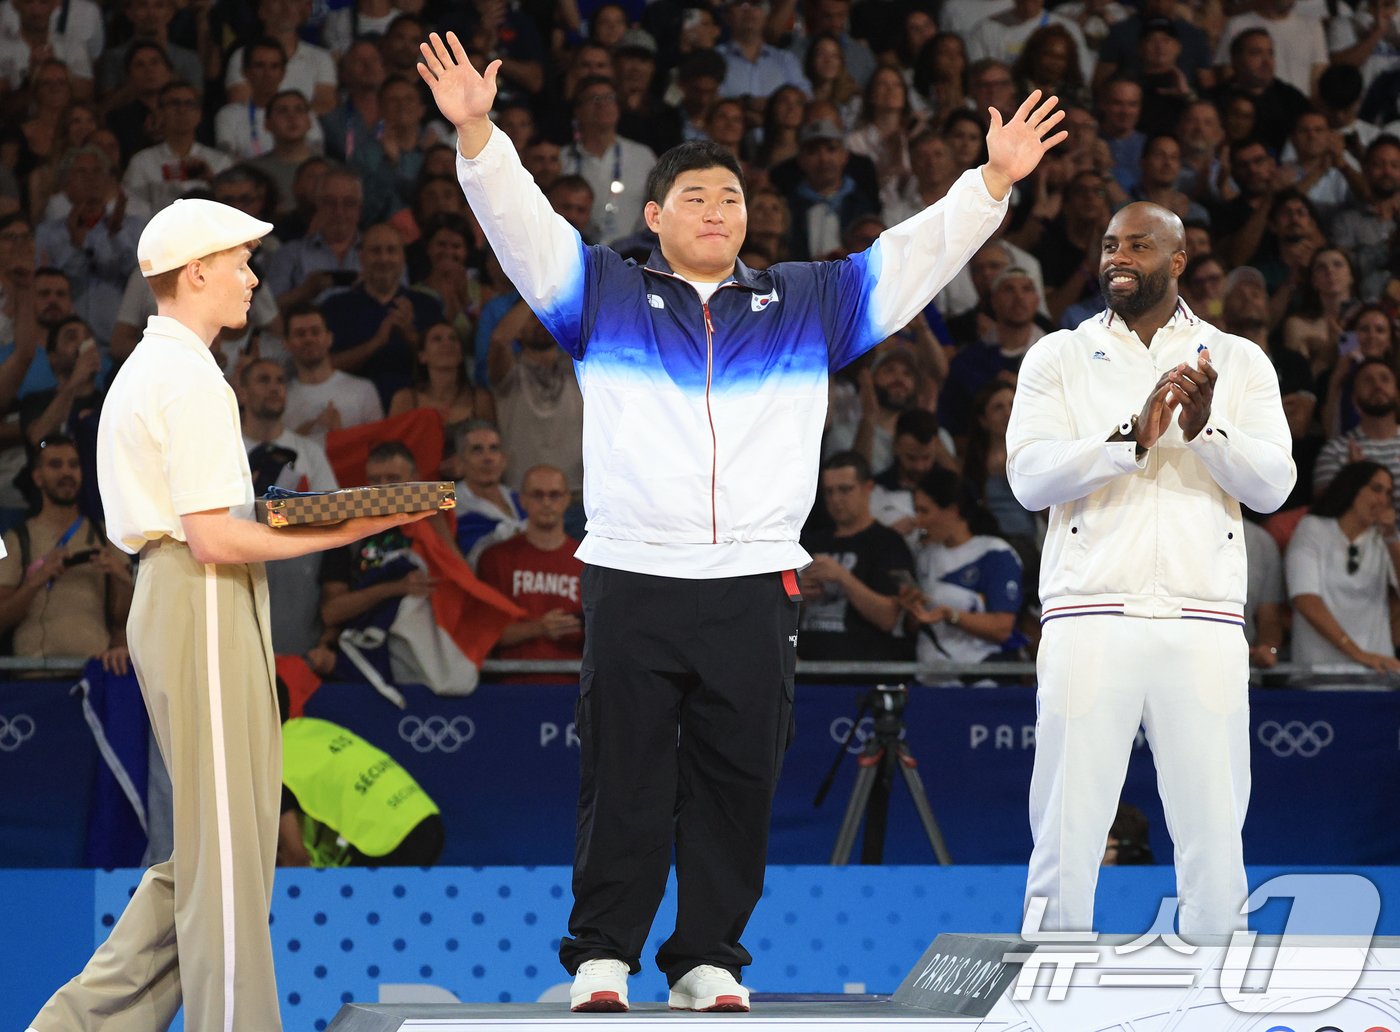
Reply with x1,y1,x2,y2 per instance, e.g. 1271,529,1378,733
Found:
645,266,742,545
702,300,718,543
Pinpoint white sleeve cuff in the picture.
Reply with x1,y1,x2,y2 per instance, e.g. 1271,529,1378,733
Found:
1106,440,1147,471
1185,416,1231,455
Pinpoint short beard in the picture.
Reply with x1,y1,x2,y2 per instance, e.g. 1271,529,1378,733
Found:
875,384,914,413
1102,264,1172,320
1357,397,1397,418
42,487,80,507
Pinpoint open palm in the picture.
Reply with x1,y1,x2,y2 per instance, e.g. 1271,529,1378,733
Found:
417,32,501,127
986,90,1068,185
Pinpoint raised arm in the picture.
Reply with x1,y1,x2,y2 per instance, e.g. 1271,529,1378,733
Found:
419,32,588,357
831,93,1069,368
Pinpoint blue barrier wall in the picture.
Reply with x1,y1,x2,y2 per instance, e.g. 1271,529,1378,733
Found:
5,865,1400,1032
3,680,1399,866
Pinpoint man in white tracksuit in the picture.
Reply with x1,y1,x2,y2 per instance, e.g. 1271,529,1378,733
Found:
1006,202,1296,936
417,30,1072,1012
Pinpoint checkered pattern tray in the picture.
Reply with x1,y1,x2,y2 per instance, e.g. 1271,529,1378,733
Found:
256,482,456,528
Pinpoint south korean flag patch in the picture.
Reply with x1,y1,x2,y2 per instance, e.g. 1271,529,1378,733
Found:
751,287,780,312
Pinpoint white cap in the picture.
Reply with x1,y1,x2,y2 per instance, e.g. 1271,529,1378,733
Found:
137,198,274,277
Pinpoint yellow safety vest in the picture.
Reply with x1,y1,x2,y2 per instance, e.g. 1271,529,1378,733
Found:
282,717,440,864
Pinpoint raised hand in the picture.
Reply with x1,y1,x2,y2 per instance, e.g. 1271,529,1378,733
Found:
1135,371,1178,451
417,32,500,132
983,90,1069,199
1167,347,1217,441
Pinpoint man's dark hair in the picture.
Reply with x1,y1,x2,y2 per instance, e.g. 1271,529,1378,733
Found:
914,467,1000,535
1096,74,1142,103
238,356,283,385
940,107,983,137
454,418,500,454
421,210,472,241
1266,187,1318,227
676,48,727,85
36,432,77,453
1227,135,1269,166
571,74,615,107
125,39,172,72
411,173,460,213
214,163,279,217
893,408,941,446
45,314,86,352
284,301,327,330
548,173,595,201
1229,26,1271,63
386,11,423,32
821,449,872,482
1142,133,1181,159
268,88,308,114
368,440,416,466
158,79,197,103
246,35,288,63
646,140,745,205
1183,253,1223,285
33,266,67,281
1317,63,1363,110
906,126,941,152
1350,355,1395,382
1365,134,1400,163
1312,459,1390,518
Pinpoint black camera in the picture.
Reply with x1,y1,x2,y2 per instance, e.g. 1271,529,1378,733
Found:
63,549,98,568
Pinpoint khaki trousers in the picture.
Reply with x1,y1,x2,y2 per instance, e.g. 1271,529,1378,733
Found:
33,540,282,1032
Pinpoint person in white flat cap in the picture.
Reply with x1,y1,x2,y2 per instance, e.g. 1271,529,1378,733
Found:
27,198,432,1032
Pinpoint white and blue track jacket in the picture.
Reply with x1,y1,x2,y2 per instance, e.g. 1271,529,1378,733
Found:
456,126,1007,578
1006,303,1297,626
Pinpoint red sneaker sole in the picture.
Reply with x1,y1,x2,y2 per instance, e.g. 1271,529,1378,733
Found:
669,996,750,1012
572,992,628,1013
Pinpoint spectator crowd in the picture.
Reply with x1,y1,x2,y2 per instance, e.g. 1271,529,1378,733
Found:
1,0,1400,685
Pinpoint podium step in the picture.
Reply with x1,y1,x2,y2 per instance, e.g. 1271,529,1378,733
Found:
328,936,1400,1032
327,998,992,1031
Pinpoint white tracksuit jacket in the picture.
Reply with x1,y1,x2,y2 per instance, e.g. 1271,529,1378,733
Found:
455,125,1008,578
1006,302,1297,623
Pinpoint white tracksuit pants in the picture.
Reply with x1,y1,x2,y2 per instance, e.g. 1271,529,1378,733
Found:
1024,615,1251,937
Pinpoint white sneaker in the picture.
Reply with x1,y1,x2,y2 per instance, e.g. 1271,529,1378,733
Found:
570,957,630,1012
668,965,751,1012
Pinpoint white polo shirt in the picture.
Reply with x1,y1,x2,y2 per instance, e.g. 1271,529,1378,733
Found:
122,142,234,213
97,315,254,554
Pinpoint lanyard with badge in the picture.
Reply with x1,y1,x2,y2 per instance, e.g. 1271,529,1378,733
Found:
575,140,624,239
27,515,85,588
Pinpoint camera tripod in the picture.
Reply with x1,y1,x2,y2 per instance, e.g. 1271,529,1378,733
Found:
815,684,953,866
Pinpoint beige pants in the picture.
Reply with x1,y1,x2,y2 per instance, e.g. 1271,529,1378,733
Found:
33,540,282,1032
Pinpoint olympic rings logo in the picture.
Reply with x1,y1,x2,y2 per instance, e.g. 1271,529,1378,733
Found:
398,715,475,753
830,716,872,754
829,716,904,754
0,714,35,752
1256,720,1335,759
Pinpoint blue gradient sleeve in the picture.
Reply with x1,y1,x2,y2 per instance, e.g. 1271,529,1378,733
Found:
821,167,1009,371
455,126,590,359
